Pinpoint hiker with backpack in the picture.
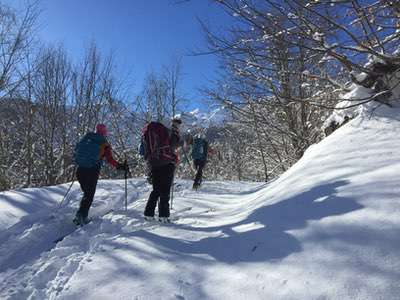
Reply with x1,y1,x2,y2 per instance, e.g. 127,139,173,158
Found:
191,132,209,189
73,124,128,225
141,117,182,223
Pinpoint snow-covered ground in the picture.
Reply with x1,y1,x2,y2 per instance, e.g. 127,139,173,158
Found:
1,104,400,299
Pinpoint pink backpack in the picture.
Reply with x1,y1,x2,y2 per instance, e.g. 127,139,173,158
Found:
141,122,174,162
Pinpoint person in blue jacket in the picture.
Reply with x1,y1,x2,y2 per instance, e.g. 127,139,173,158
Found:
73,124,127,225
191,133,209,189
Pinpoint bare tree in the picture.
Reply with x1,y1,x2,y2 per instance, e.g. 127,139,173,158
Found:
32,46,71,185
0,1,39,190
210,0,400,105
163,57,185,117
0,1,39,98
195,0,400,181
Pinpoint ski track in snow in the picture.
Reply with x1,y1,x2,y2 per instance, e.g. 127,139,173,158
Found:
0,179,148,299
0,178,259,299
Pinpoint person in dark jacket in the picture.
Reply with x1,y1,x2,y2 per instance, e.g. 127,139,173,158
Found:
74,124,127,225
143,117,182,223
191,133,209,189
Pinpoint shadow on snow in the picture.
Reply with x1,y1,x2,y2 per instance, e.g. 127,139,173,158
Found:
129,180,363,263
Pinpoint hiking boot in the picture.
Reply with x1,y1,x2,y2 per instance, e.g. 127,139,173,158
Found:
158,217,171,223
73,212,90,226
144,215,156,221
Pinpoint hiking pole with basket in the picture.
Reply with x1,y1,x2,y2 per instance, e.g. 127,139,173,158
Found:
124,159,128,211
113,148,131,211
170,170,175,210
181,147,196,178
59,179,75,208
59,167,76,208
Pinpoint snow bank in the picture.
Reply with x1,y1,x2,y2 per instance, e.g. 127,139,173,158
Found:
1,105,400,299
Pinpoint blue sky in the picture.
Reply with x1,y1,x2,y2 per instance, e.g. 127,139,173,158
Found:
9,0,234,109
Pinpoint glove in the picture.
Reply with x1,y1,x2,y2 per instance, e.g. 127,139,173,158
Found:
172,125,180,136
146,174,153,185
116,162,128,171
171,119,181,134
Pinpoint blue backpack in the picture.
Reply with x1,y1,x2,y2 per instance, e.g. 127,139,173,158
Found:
74,132,106,168
191,137,207,161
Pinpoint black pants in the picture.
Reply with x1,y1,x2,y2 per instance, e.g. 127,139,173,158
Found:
144,163,175,218
76,167,100,218
194,159,206,185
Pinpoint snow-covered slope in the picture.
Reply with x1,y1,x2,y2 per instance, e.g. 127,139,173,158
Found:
0,105,399,299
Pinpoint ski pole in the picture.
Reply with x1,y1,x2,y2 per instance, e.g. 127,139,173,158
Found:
170,174,174,210
59,179,75,208
181,147,196,177
124,159,128,211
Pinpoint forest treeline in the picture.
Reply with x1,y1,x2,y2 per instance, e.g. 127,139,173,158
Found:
1,1,399,190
